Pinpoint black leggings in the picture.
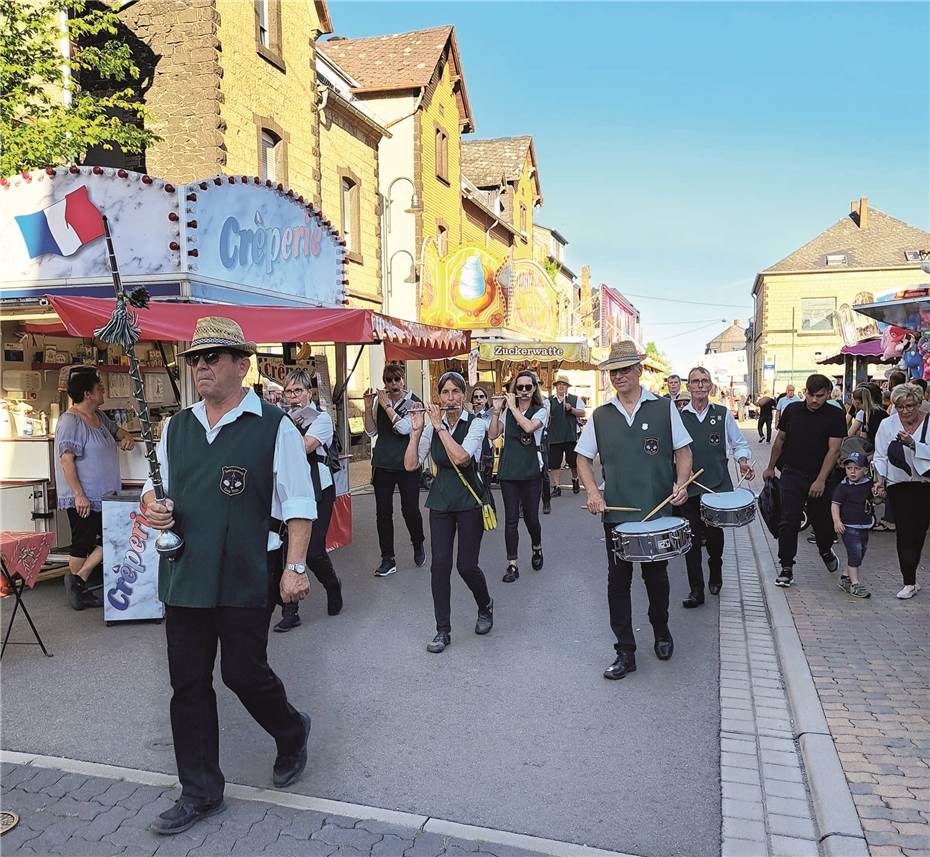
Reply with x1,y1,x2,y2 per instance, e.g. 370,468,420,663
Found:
429,507,490,634
500,476,542,562
373,467,424,559
284,485,339,617
887,482,930,586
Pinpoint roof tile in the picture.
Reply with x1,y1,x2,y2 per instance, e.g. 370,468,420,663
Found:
460,137,533,188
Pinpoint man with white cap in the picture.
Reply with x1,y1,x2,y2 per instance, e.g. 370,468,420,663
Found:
547,374,586,498
142,317,316,834
576,341,693,681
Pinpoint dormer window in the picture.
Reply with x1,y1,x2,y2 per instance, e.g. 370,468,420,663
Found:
825,254,847,266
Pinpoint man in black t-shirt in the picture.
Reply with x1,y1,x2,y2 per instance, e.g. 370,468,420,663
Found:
756,395,775,443
762,374,846,587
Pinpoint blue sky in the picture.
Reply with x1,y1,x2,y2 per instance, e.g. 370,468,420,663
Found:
327,1,930,369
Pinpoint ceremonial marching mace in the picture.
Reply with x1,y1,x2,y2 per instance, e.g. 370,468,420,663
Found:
93,216,184,559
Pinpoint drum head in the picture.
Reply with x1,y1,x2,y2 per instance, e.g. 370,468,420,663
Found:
616,516,687,534
701,489,754,511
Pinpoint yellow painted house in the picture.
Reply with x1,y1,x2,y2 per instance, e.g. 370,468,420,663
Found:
751,198,930,394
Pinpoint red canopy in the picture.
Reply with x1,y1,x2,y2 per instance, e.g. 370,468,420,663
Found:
29,296,469,360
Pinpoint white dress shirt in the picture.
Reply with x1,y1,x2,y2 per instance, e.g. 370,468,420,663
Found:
552,393,587,417
298,404,334,492
576,387,692,459
873,411,930,485
417,411,487,466
680,400,751,462
365,391,414,438
143,389,317,550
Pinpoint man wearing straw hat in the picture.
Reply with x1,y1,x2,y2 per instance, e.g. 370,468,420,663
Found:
547,374,586,499
142,317,316,834
576,341,693,681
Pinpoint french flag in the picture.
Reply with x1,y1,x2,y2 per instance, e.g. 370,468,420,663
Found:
15,185,105,259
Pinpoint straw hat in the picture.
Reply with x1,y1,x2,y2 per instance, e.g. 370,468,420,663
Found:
178,317,256,357
554,374,571,386
598,340,643,371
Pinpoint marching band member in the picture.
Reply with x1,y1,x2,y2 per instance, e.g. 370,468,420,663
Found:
577,341,692,681
273,369,343,632
678,367,753,607
363,363,425,577
488,370,548,582
404,371,493,654
547,374,586,498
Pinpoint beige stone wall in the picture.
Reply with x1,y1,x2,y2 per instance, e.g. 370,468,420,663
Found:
320,101,382,304
752,267,927,392
215,0,323,203
511,154,537,260
116,0,224,181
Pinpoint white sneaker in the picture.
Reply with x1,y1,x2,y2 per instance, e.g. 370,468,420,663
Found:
896,583,921,599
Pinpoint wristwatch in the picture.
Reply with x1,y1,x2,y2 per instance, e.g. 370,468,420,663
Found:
285,563,307,575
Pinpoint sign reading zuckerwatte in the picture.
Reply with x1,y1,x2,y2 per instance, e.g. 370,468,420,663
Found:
190,181,344,307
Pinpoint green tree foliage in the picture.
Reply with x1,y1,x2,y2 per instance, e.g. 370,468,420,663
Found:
0,0,157,176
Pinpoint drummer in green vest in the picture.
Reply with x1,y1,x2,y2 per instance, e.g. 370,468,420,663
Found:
576,341,693,681
404,371,493,654
547,374,586,498
363,362,425,578
678,366,754,608
142,317,315,834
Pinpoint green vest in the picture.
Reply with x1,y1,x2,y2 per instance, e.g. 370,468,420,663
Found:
158,402,283,608
592,398,674,524
426,412,482,512
547,393,579,444
498,407,541,481
372,393,421,471
680,404,733,497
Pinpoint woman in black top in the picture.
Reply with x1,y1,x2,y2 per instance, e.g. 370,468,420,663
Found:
848,385,888,452
488,371,547,582
470,385,494,487
405,372,493,654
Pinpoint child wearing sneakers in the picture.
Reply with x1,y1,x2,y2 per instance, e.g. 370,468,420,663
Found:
831,451,873,598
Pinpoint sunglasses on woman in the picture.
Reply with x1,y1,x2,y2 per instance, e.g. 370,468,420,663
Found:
515,383,535,392
472,393,487,399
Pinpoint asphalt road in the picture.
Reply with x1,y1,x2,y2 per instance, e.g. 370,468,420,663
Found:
1,487,721,857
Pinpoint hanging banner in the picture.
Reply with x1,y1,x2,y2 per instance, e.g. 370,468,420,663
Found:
420,243,508,329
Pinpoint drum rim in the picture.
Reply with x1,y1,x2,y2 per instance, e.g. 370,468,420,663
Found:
701,488,755,510
615,516,688,533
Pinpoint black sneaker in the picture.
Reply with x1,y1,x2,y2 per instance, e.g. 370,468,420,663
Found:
273,712,311,788
326,578,343,616
427,632,451,653
552,486,562,498
151,798,226,835
67,574,102,610
502,563,519,583
775,569,794,587
475,599,493,635
273,604,301,633
542,501,551,515
413,543,426,567
572,477,580,494
531,546,544,571
821,548,839,574
374,557,397,577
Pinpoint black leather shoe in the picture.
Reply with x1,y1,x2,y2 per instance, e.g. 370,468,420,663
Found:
475,599,493,635
273,604,301,632
682,593,705,608
708,581,722,595
427,632,451,653
273,712,311,788
326,578,343,616
654,637,674,661
603,651,637,680
552,486,562,497
413,543,426,567
531,547,544,571
572,477,580,494
502,563,519,583
151,798,225,835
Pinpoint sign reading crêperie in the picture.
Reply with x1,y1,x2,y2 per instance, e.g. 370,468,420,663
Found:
188,179,345,307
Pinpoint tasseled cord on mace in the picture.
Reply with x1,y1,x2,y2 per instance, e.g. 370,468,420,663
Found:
94,215,184,560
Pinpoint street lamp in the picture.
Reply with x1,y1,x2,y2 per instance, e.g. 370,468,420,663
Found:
385,176,422,233
387,249,417,299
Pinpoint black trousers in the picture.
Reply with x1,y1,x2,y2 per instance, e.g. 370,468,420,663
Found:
165,553,304,806
758,413,772,442
284,485,339,617
501,476,542,561
887,482,930,586
777,467,836,569
681,495,724,594
603,523,670,653
373,467,424,559
429,507,490,634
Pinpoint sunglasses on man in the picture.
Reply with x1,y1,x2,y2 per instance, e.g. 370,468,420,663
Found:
515,383,535,392
184,349,245,367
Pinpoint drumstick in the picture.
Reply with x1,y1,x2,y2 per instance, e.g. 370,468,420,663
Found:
641,468,705,523
693,480,718,494
579,506,641,512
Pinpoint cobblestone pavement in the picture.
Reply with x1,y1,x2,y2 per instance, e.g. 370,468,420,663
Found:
748,448,930,857
1,761,613,857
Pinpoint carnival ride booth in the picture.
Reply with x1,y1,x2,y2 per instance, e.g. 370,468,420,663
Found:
0,166,467,623
816,337,896,397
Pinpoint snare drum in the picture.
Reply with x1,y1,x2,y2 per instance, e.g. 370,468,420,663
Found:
611,517,692,563
700,488,756,528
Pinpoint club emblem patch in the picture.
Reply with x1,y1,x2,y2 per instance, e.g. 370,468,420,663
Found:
709,432,722,447
644,437,659,456
519,431,534,446
220,466,247,496
710,417,717,425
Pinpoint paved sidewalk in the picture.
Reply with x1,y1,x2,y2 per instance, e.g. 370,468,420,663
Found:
746,447,930,857
0,756,628,857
